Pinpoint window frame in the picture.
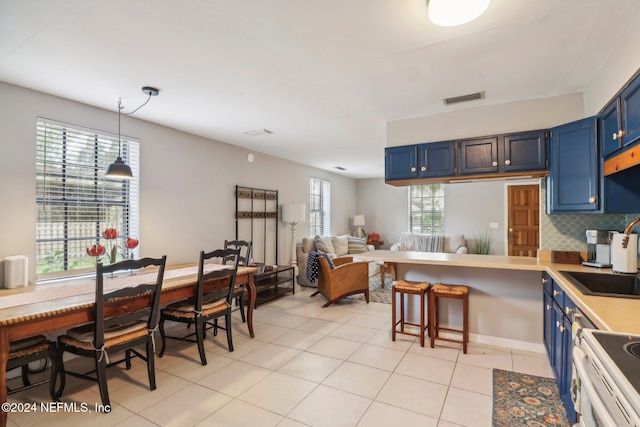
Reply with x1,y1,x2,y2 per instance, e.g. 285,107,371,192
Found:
408,183,445,235
309,177,331,237
35,117,140,281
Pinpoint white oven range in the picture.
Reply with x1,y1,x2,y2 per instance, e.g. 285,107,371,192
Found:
573,328,640,427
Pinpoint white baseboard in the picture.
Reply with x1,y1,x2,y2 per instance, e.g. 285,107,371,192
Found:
435,330,546,354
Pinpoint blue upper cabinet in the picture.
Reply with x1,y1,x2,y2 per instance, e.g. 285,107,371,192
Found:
600,98,622,157
600,72,640,158
548,117,599,213
417,141,456,178
386,141,455,181
385,145,418,181
621,73,640,148
459,137,499,175
503,130,548,172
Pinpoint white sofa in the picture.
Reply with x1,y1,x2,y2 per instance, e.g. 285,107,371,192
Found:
390,232,468,254
296,235,377,287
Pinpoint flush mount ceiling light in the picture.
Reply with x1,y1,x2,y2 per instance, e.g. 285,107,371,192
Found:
105,86,159,180
427,0,490,27
244,129,274,136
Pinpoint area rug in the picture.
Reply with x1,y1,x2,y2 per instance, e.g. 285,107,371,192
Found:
493,368,569,427
351,272,392,304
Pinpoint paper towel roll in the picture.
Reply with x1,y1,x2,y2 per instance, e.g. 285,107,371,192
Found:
611,234,638,274
4,255,28,288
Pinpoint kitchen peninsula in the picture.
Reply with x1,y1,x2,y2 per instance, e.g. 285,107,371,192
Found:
358,250,640,349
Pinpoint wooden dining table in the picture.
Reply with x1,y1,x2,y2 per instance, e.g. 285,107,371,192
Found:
0,264,258,427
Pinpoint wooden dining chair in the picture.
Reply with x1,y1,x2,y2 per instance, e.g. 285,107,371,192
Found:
158,248,240,365
7,335,56,399
52,256,167,409
224,239,252,322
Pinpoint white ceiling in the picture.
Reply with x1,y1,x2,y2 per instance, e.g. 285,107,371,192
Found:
2,0,640,179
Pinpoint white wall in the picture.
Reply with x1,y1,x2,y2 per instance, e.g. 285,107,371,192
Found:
583,10,640,115
387,93,584,147
0,82,358,286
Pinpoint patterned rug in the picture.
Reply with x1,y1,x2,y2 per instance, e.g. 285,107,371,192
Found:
351,273,392,304
493,369,570,427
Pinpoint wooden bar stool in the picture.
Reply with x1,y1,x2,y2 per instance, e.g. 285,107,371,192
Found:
430,283,469,353
392,280,431,347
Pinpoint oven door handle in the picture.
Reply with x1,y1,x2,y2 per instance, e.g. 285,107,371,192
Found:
573,346,620,427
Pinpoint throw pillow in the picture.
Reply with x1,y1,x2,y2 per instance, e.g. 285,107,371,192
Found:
445,234,466,253
331,235,349,256
314,235,335,254
348,236,368,254
317,252,335,269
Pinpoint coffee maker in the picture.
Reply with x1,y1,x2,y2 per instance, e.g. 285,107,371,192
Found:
582,230,614,268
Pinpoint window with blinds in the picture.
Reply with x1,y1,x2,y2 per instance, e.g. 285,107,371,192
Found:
309,177,331,237
409,184,444,235
36,118,140,280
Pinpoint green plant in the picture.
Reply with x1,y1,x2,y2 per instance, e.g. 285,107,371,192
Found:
473,230,492,255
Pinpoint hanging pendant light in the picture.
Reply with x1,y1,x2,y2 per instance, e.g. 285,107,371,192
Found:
105,86,159,180
428,0,490,27
105,99,133,179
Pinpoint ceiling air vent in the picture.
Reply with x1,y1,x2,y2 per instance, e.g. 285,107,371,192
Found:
443,91,485,106
334,166,346,171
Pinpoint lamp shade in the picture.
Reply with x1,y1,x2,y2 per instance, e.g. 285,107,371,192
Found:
428,0,490,27
282,203,306,223
105,157,133,179
353,215,365,226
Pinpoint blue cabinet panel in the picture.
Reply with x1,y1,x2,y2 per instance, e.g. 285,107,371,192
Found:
503,130,548,172
548,117,599,213
418,141,455,178
385,146,417,180
459,137,498,175
600,99,622,157
621,73,640,148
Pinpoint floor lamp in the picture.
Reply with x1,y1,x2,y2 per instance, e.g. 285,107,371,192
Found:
282,202,306,281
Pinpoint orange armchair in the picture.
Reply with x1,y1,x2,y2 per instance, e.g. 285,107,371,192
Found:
312,256,369,307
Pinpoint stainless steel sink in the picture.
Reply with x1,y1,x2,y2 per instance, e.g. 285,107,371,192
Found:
559,270,640,299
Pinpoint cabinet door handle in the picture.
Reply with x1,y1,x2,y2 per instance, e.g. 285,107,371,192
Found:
565,307,573,315
421,166,426,172
542,278,547,284
546,304,552,311
411,167,416,172
492,161,498,167
553,290,560,296
613,130,625,140
505,160,511,166
613,132,618,140
588,196,597,204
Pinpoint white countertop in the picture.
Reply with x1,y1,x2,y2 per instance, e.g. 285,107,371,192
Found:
358,250,640,335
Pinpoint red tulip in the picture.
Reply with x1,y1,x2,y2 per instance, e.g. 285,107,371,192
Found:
125,237,139,249
86,244,106,257
102,228,117,240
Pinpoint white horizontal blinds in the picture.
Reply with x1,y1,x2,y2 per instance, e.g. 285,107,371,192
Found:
309,177,331,237
409,184,444,235
35,118,140,278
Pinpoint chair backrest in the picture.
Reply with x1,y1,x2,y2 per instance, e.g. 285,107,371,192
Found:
224,240,252,266
95,256,167,349
196,248,240,311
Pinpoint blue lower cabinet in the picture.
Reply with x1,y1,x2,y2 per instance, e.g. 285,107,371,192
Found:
542,273,577,424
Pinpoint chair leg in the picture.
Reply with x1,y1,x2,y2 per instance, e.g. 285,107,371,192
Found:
53,346,66,399
463,294,469,354
239,294,246,323
430,292,436,349
21,365,31,387
125,349,132,370
158,317,167,357
225,313,234,352
95,353,110,408
195,320,207,366
391,286,397,342
364,289,369,304
147,338,157,390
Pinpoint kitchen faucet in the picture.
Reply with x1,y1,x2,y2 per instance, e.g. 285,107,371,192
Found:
621,217,640,248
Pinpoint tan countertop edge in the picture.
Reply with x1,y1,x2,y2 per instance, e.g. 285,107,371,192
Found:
357,250,640,335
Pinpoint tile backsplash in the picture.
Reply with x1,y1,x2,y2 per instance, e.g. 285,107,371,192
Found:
539,179,639,251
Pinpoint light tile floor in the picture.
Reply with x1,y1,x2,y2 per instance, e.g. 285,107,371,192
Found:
6,285,554,427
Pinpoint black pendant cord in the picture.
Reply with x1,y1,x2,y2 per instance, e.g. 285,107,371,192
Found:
117,99,124,158
123,92,152,116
